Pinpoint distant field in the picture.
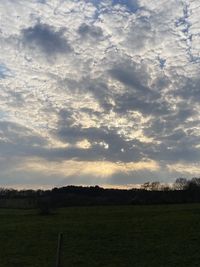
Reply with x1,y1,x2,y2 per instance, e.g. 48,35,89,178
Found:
1,204,200,267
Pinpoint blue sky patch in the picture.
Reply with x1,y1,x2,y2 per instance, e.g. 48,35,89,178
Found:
157,57,166,69
112,0,139,12
0,64,12,79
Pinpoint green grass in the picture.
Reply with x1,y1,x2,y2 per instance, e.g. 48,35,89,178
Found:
1,204,200,267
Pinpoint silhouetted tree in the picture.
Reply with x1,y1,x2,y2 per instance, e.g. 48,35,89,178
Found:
174,178,188,190
141,182,151,190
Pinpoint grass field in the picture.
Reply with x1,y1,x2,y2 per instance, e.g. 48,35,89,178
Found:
1,204,200,267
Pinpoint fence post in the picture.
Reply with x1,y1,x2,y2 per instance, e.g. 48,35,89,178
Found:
56,232,63,267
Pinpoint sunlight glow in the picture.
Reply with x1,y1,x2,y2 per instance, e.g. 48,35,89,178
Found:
17,158,160,178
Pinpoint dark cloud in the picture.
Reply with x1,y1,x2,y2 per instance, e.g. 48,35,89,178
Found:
63,77,113,112
150,144,200,163
142,108,200,163
0,119,141,163
0,121,47,158
109,62,171,115
58,125,118,147
109,65,151,95
175,104,195,121
63,61,163,115
86,79,113,111
174,78,200,102
78,23,103,40
114,92,170,115
152,76,170,91
0,121,45,146
55,113,143,162
22,23,71,56
144,104,196,140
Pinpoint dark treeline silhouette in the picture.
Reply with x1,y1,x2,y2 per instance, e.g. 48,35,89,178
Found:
1,177,200,208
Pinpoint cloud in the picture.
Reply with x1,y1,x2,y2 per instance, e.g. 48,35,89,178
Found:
22,22,72,57
14,158,159,186
167,163,200,176
0,121,47,157
78,23,103,40
109,64,150,95
55,122,142,162
174,78,200,102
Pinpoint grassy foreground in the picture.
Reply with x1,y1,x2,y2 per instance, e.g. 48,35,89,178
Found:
0,204,200,267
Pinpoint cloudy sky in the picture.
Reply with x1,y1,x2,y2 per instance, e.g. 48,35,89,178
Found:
0,0,200,189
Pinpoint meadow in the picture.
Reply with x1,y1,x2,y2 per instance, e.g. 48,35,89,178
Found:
1,204,200,267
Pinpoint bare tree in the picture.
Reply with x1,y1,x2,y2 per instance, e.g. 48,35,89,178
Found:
174,178,188,190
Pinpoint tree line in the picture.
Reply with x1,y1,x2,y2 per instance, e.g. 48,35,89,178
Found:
0,177,200,208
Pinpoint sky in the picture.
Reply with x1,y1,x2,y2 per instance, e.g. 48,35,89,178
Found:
0,0,200,189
